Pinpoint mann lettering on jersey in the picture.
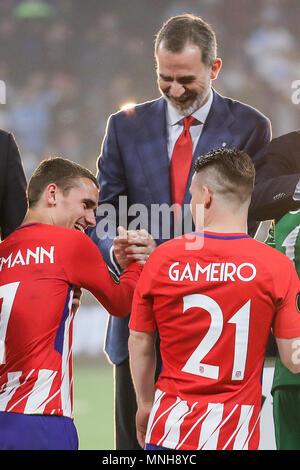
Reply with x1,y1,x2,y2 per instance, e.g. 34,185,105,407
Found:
130,231,300,450
0,246,55,272
169,261,256,282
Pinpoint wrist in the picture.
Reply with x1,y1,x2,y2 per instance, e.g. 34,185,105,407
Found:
110,245,123,274
137,400,154,410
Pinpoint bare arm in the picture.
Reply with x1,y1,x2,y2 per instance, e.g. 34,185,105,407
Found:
276,337,300,374
129,329,156,448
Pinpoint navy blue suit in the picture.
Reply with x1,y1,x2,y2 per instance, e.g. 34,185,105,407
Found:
88,89,271,448
0,130,27,240
249,130,300,222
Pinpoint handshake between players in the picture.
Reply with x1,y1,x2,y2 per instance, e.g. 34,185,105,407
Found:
113,226,157,269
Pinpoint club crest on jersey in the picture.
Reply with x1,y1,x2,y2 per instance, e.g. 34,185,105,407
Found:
297,292,300,313
108,267,120,284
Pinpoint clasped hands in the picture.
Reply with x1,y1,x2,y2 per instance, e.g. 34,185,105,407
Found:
113,226,157,269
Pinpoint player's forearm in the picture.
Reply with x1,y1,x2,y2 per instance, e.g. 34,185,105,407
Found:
129,330,156,406
66,233,142,318
90,262,143,318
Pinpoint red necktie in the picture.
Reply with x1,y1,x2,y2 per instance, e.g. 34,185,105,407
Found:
170,116,195,221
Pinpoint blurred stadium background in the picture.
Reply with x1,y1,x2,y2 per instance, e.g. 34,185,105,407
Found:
1,0,299,450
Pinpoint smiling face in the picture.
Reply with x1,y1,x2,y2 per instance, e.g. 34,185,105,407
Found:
48,177,99,231
156,42,221,115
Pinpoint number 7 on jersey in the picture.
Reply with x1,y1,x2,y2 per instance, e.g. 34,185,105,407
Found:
0,282,20,364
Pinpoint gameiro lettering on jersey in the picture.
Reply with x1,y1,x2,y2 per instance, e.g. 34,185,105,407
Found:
169,261,256,282
130,232,300,450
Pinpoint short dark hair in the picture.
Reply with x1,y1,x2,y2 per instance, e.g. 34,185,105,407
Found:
194,148,255,202
27,157,99,208
154,14,217,66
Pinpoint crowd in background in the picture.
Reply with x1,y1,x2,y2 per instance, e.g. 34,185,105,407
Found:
0,0,299,178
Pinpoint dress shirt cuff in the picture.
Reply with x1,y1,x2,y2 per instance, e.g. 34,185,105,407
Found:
293,179,300,201
110,245,123,276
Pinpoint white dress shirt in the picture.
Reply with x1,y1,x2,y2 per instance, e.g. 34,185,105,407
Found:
166,88,213,160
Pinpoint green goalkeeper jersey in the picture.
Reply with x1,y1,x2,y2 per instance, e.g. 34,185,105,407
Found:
271,209,300,392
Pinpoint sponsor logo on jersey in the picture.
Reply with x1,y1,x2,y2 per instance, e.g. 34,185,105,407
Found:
296,292,300,313
108,266,120,284
169,261,256,282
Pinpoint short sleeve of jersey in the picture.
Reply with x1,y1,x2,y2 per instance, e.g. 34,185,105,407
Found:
129,249,163,332
272,256,300,338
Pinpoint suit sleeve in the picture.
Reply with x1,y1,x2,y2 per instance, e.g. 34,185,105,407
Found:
0,132,27,239
86,114,127,275
234,112,271,236
62,231,143,318
249,133,300,221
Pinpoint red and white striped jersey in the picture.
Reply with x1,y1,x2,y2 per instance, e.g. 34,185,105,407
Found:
129,232,300,450
146,389,260,450
0,223,141,418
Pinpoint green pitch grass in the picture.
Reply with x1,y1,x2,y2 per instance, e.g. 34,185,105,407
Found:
73,358,115,450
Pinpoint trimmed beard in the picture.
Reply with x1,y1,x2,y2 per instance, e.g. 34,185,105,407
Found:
163,88,210,117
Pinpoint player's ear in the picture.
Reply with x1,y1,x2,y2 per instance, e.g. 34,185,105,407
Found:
45,183,59,206
202,185,212,209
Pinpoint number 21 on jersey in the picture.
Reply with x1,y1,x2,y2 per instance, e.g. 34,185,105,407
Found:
181,294,251,381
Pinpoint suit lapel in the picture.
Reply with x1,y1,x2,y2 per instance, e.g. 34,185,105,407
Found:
182,90,235,206
135,98,172,205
